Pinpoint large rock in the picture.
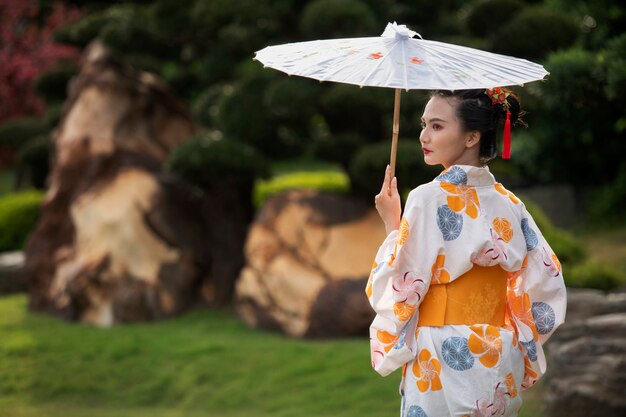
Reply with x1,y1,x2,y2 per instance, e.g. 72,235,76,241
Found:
22,41,219,325
0,251,25,294
235,189,384,338
544,288,626,417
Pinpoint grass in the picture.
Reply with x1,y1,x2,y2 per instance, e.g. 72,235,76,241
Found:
0,295,544,417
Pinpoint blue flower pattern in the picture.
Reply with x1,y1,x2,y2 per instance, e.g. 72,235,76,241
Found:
521,340,537,362
393,324,408,350
437,205,463,241
441,337,474,371
532,302,556,335
521,218,539,251
406,405,428,417
436,166,468,185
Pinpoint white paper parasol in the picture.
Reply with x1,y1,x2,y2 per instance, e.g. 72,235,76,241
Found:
255,22,549,175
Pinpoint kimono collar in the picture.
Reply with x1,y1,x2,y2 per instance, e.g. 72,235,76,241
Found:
434,165,496,187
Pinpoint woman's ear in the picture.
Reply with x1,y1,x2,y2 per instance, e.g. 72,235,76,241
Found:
465,131,480,148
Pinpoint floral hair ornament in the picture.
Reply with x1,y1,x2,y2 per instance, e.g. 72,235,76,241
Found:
485,87,512,159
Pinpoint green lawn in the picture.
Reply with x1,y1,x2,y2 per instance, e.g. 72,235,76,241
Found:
0,295,544,417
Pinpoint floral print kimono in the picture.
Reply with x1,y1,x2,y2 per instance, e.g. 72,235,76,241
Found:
366,165,566,417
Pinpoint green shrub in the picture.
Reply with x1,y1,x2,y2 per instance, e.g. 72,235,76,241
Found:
0,190,44,252
491,7,580,61
0,118,48,152
17,135,51,190
349,141,440,201
34,63,78,102
566,261,624,291
311,132,366,169
604,33,626,102
300,0,378,38
319,84,390,143
465,0,525,37
253,170,350,207
43,103,65,128
527,48,624,187
167,135,269,190
588,164,626,224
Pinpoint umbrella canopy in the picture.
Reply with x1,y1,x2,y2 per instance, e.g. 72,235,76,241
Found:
255,22,548,90
254,22,548,175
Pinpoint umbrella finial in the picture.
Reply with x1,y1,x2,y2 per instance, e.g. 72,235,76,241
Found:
382,22,421,40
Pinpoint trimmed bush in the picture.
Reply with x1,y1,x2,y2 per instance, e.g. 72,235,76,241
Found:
34,63,78,103
566,261,624,291
319,84,390,143
0,190,44,252
17,135,51,190
300,0,378,38
0,118,48,152
465,0,525,38
491,7,580,61
604,33,626,104
349,141,440,201
167,135,269,190
588,164,626,224
311,132,366,169
254,170,350,208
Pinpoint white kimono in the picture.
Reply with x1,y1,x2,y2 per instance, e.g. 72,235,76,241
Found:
366,165,566,417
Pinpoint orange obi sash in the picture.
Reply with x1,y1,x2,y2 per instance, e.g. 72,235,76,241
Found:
418,264,507,327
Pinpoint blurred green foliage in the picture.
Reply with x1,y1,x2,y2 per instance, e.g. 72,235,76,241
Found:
0,118,48,152
566,261,625,291
0,190,44,252
253,170,350,207
349,141,440,201
167,133,269,190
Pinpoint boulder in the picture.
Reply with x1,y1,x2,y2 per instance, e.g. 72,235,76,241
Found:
235,189,384,338
0,251,25,294
544,288,626,417
22,41,219,325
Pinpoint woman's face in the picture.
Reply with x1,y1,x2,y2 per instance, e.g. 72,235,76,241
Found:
419,96,479,169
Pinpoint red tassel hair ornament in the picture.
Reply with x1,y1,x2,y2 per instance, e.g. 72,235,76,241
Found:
485,88,512,159
502,110,511,159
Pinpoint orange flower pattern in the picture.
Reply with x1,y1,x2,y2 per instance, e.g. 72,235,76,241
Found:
413,349,442,392
492,217,513,242
494,183,520,204
440,182,481,219
431,252,451,284
506,290,539,342
505,372,518,398
394,302,417,321
468,325,502,368
398,217,410,245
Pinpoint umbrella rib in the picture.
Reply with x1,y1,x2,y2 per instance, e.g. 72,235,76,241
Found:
402,40,408,90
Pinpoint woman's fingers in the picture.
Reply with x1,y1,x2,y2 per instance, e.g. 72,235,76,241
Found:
380,164,390,193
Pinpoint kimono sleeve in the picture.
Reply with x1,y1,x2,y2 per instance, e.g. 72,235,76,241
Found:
507,203,567,390
365,188,440,377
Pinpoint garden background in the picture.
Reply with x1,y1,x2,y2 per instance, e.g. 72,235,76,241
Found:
1,0,625,416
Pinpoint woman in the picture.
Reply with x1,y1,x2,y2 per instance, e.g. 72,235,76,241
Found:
366,88,566,417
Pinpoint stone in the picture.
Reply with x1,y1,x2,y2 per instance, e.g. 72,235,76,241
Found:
544,288,626,417
0,251,25,294
235,189,384,338
22,41,220,325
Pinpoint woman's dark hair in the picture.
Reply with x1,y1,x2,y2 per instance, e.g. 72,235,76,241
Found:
430,88,525,164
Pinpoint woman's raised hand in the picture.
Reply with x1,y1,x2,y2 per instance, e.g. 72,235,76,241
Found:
374,165,401,235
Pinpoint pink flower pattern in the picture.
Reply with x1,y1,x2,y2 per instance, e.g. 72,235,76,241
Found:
392,271,426,305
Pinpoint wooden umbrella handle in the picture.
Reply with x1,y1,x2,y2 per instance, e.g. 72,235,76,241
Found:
388,88,401,195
